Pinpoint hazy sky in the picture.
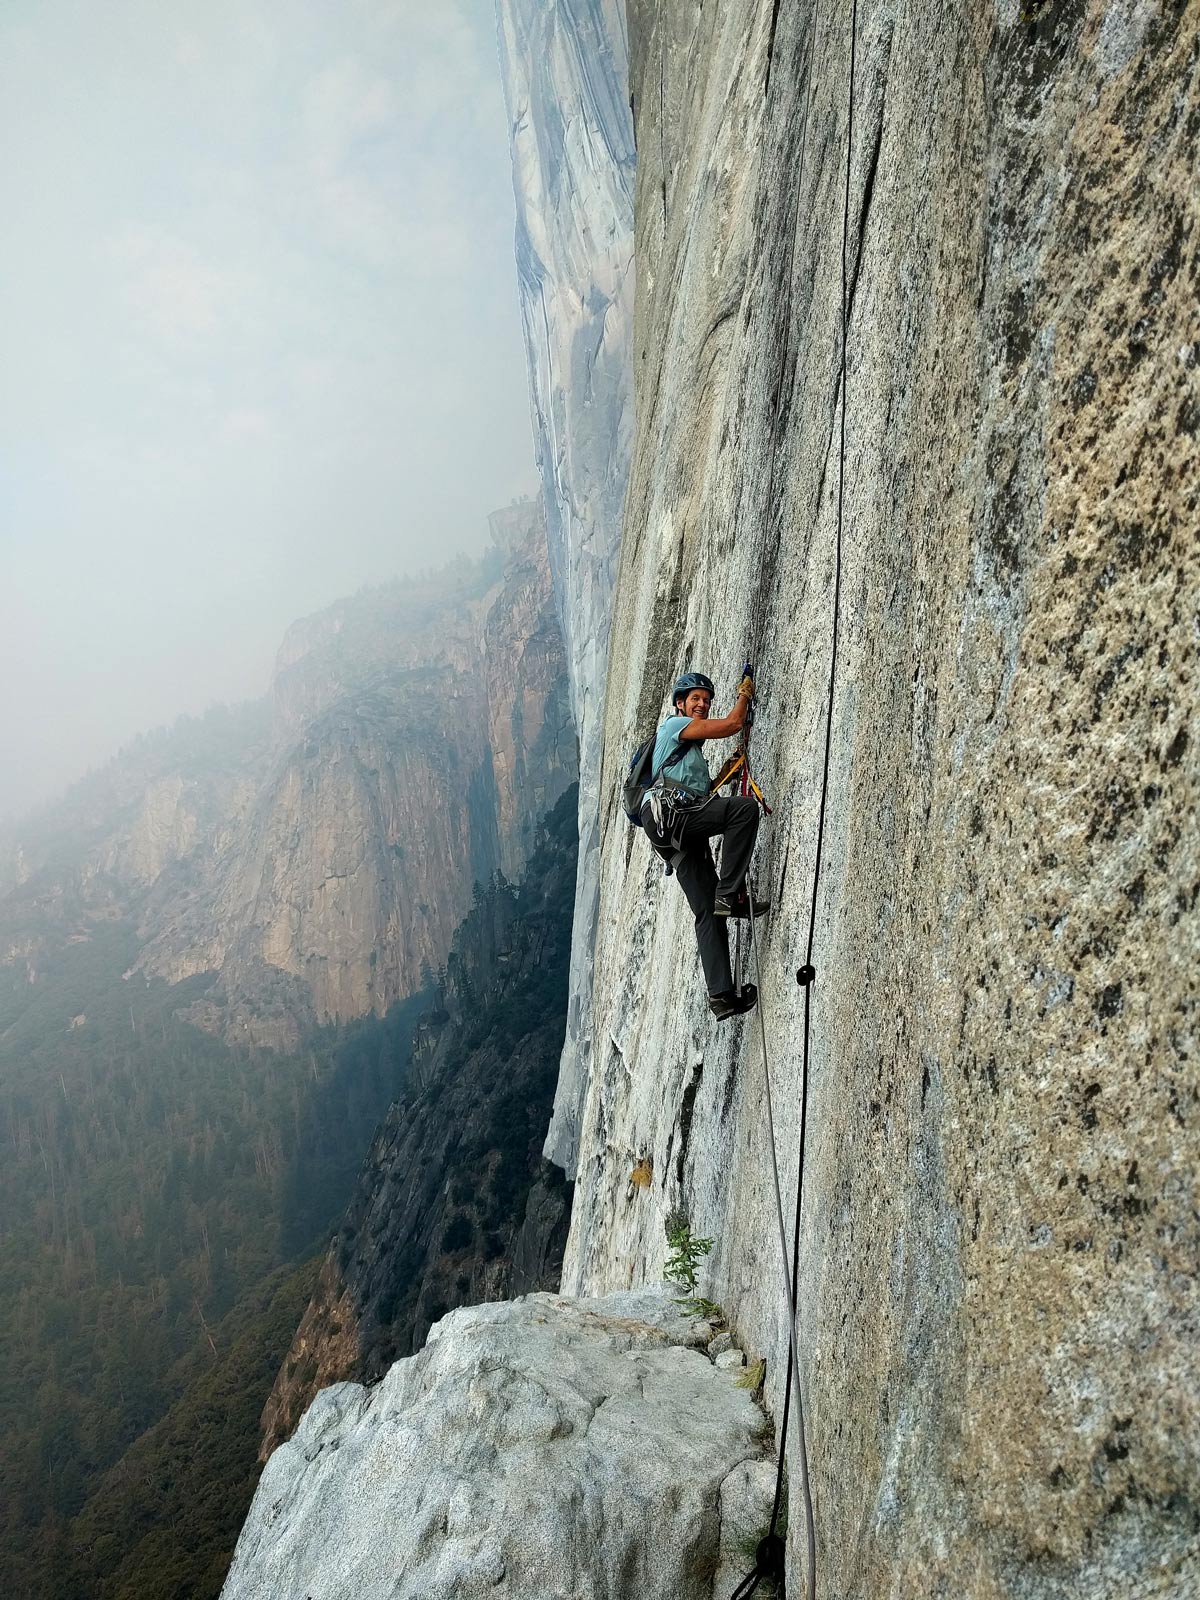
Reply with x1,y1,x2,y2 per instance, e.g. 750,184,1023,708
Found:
0,0,536,823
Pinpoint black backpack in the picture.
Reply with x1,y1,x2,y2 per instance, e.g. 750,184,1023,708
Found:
621,733,688,827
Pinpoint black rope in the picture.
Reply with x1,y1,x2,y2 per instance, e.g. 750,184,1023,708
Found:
730,1533,788,1598
802,0,855,977
729,0,858,1595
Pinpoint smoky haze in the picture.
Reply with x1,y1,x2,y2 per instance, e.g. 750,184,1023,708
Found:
0,0,536,824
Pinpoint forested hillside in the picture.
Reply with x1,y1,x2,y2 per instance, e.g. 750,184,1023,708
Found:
0,914,428,1597
0,790,580,1595
0,513,578,1596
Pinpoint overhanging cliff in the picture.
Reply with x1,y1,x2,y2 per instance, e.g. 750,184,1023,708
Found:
563,1,1199,1595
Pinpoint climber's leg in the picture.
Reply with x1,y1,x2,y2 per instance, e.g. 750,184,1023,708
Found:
710,794,760,900
673,842,733,997
675,795,760,900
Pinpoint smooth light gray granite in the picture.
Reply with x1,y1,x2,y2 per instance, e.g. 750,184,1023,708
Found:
495,0,635,1172
221,1290,768,1600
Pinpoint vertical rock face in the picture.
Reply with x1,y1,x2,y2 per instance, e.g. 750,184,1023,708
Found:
198,506,576,1038
495,0,635,1169
565,2,1198,1596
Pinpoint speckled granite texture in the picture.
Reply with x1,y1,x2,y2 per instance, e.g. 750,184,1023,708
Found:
223,1291,769,1600
563,1,1198,1594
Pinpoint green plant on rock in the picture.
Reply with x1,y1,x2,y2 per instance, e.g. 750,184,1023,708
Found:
687,1296,724,1323
663,1210,714,1314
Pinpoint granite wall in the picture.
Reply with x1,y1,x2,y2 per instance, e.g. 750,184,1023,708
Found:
563,2,1198,1594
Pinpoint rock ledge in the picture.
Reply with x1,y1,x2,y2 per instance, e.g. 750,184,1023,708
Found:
222,1289,770,1600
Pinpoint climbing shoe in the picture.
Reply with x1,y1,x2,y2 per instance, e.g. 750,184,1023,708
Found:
708,983,758,1021
714,890,771,920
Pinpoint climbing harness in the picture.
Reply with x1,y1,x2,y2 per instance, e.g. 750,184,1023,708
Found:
727,2,858,1597
643,780,718,872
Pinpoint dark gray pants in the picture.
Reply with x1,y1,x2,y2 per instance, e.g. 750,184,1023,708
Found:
653,794,760,997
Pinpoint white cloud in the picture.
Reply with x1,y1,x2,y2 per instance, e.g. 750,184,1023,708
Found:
305,58,399,175
108,224,251,343
222,407,276,443
175,31,204,68
351,0,477,61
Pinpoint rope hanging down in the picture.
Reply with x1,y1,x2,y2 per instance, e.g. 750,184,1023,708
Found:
728,0,858,1595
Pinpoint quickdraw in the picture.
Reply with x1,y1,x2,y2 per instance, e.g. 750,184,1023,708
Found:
709,748,773,814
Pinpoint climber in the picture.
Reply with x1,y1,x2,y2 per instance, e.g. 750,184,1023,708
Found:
642,670,769,1021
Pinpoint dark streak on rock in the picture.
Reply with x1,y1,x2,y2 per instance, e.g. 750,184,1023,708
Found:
847,91,886,329
764,0,784,98
676,1061,704,1186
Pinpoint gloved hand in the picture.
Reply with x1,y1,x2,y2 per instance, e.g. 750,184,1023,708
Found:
737,672,755,701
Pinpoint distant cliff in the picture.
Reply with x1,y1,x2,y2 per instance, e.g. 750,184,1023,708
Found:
496,0,635,1171
0,502,575,1046
258,786,578,1457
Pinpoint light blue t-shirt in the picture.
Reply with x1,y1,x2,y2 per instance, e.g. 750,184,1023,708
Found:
651,714,711,797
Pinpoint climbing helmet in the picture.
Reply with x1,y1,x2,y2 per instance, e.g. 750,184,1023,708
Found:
671,671,716,708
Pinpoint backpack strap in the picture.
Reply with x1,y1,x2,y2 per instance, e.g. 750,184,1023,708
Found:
649,736,691,788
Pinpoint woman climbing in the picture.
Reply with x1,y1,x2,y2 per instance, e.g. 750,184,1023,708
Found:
642,669,769,1020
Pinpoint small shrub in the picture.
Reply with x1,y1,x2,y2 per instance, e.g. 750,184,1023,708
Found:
663,1211,713,1308
735,1357,765,1392
689,1297,724,1322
